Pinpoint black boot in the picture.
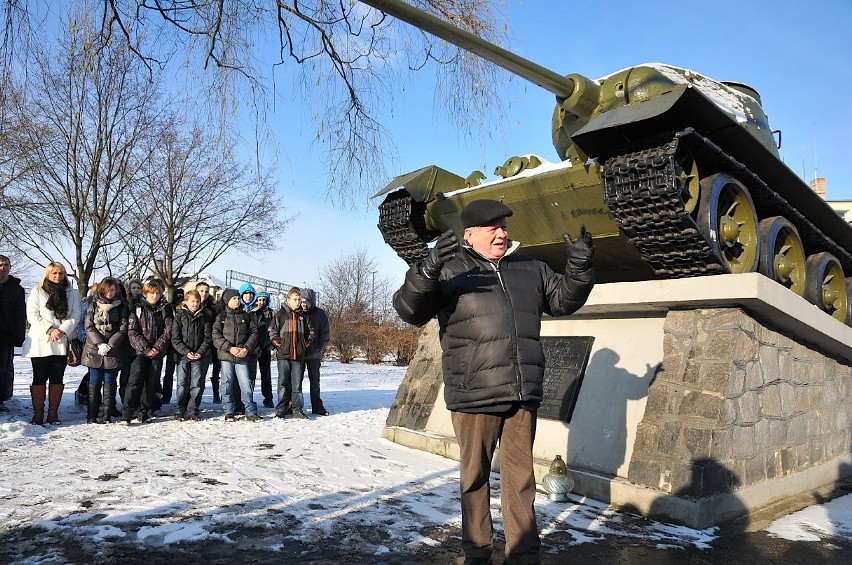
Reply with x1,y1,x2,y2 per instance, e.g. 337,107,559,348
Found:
103,383,117,423
87,383,101,424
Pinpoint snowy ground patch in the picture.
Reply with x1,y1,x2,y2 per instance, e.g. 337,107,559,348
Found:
0,357,850,562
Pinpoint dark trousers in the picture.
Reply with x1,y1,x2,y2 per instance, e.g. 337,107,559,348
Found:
162,346,176,403
210,356,221,400
451,407,540,564
0,341,14,401
302,358,326,413
258,348,272,403
119,350,132,402
125,355,163,412
30,355,67,386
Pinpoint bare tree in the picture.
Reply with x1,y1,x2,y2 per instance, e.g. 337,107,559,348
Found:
123,121,290,299
2,10,162,297
2,1,511,207
318,247,395,363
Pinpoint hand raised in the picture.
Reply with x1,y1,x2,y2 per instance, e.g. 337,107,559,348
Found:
421,230,459,278
562,224,596,274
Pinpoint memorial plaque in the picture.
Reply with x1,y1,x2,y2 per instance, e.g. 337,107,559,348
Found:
539,336,594,422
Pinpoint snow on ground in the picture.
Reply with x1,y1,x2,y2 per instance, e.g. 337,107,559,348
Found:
0,357,850,562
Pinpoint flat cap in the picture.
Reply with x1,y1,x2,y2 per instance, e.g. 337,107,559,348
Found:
460,199,513,229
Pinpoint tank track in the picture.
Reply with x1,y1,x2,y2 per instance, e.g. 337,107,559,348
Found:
602,135,726,278
603,128,852,278
378,191,431,265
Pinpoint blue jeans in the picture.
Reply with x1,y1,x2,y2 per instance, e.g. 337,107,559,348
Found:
276,359,304,413
176,357,210,414
220,360,257,416
89,366,117,387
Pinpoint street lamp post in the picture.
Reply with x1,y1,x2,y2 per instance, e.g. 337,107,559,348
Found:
371,270,376,321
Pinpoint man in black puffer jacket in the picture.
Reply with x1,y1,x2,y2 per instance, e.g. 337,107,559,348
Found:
393,200,595,565
0,255,26,411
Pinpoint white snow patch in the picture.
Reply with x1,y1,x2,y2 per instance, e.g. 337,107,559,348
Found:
766,493,852,542
1,356,850,559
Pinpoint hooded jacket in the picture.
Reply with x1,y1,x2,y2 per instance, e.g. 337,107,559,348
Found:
171,304,213,359
299,288,330,361
0,274,26,346
239,282,257,311
393,241,594,412
82,295,129,369
128,297,174,358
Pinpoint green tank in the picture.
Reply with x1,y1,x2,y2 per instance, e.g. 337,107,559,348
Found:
365,0,852,325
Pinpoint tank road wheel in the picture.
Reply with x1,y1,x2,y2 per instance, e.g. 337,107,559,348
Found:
675,149,700,214
757,217,806,296
697,173,759,274
804,252,848,323
847,278,852,327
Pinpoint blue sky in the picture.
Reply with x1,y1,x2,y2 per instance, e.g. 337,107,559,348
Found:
217,0,852,290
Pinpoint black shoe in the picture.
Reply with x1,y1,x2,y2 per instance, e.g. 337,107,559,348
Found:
462,558,492,565
313,409,330,416
245,413,263,422
224,413,235,421
292,410,308,420
263,399,274,408
275,411,287,419
173,412,183,421
188,413,200,421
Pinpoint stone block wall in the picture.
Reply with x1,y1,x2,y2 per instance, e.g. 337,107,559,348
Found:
628,307,852,498
385,320,443,430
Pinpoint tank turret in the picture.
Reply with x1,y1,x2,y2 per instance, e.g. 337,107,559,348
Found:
365,0,852,325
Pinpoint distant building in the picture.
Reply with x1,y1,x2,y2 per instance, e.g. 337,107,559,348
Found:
827,200,852,223
809,176,851,224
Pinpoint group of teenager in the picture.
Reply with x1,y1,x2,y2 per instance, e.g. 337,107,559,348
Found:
4,257,331,425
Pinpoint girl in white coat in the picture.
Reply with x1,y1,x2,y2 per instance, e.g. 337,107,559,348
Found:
21,262,81,425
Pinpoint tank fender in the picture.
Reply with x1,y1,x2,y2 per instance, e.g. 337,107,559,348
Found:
372,165,467,202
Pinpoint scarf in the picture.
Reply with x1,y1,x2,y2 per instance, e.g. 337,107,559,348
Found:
42,278,69,320
93,297,122,336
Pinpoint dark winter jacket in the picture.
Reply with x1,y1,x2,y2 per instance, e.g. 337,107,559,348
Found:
213,306,258,363
171,305,213,360
393,242,594,412
299,288,330,361
82,296,129,370
128,298,174,358
268,305,308,361
0,275,26,346
250,304,273,352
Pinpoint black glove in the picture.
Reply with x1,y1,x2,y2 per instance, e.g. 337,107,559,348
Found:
421,230,458,278
563,224,595,274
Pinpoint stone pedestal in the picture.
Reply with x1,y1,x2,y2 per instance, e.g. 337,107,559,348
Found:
383,274,852,528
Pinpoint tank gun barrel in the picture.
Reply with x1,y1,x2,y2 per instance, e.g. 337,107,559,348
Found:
360,0,575,98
